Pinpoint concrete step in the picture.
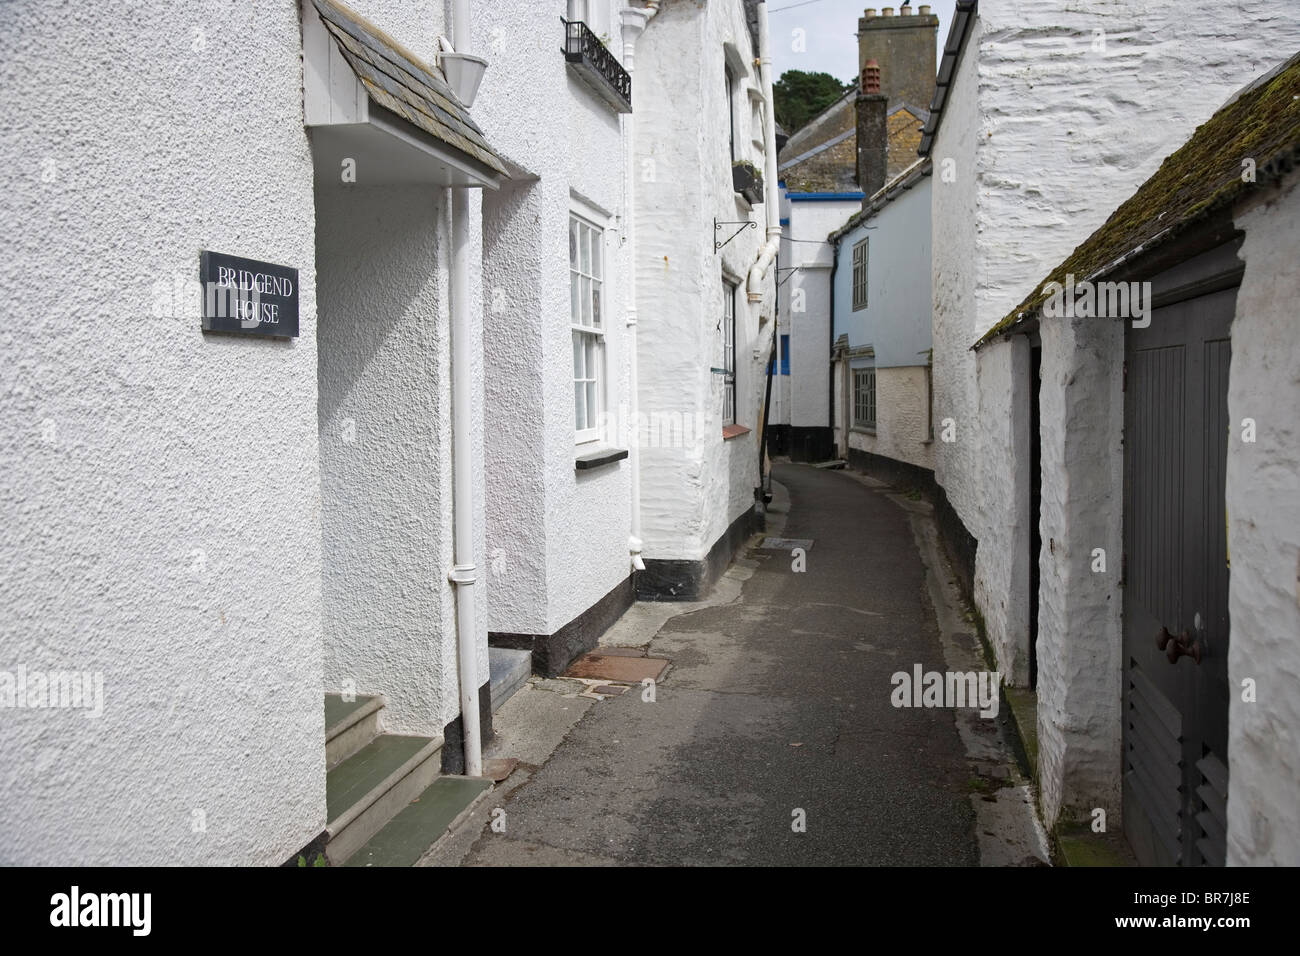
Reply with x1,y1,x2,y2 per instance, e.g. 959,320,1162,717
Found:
324,733,442,865
344,775,493,867
489,647,532,712
324,693,384,769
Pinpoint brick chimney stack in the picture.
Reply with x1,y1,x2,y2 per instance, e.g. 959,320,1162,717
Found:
856,59,887,198
858,2,939,112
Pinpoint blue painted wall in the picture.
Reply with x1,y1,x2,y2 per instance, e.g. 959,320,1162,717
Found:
831,177,932,369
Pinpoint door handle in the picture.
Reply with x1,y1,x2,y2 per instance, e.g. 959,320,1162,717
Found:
1156,626,1202,665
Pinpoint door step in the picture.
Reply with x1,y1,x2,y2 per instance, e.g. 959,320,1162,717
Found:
324,733,442,865
324,693,384,768
344,775,493,867
489,647,532,711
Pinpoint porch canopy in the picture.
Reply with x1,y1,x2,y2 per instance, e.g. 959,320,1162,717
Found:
303,0,508,189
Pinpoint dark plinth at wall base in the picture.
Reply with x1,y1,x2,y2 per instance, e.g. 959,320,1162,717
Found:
765,423,791,456
933,482,977,601
440,680,493,775
637,503,764,602
788,426,835,462
846,446,937,498
489,575,636,678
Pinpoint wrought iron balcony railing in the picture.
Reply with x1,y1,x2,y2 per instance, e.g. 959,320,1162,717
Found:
562,18,632,114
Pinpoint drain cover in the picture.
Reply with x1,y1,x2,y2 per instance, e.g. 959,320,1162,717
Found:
758,537,813,550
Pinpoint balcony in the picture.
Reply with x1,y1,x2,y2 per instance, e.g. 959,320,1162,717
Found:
562,18,632,114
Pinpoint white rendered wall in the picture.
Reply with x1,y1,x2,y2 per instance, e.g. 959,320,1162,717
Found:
0,0,324,864
634,0,773,562
779,198,855,430
476,0,632,635
1226,169,1300,865
316,185,464,739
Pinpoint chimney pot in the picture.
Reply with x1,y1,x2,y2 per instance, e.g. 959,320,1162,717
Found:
919,4,931,13
901,2,913,14
881,6,894,16
864,7,876,18
862,59,882,94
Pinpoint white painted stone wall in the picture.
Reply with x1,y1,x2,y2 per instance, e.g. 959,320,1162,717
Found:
1226,168,1300,866
1034,316,1124,828
476,0,633,636
635,0,773,562
972,339,1031,687
0,0,328,864
932,0,1300,700
845,365,935,472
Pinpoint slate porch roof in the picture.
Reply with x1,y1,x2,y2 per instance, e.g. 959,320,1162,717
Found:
975,51,1300,349
311,0,507,177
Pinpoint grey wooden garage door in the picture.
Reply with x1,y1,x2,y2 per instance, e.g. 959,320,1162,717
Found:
1122,274,1234,867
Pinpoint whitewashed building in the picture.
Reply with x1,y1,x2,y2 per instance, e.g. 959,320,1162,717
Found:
925,0,1300,864
0,0,780,866
472,1,638,678
631,0,780,599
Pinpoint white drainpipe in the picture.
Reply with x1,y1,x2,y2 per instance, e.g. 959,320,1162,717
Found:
621,0,660,573
448,0,481,778
746,0,780,304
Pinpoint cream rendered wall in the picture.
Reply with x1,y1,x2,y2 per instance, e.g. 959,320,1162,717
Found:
845,365,935,472
635,0,773,563
476,0,632,636
1226,168,1300,866
0,0,325,864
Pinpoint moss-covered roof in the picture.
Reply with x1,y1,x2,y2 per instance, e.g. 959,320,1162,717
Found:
975,52,1300,349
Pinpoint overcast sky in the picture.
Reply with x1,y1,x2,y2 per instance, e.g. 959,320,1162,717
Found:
769,0,959,85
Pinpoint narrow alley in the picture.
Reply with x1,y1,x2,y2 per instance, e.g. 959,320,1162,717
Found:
431,463,1043,866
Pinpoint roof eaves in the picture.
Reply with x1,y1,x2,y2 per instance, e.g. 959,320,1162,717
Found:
919,0,978,158
972,52,1300,350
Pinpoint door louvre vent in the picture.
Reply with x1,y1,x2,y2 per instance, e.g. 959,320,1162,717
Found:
1125,661,1184,864
1194,751,1229,866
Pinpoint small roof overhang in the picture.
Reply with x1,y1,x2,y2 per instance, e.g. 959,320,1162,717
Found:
303,0,508,190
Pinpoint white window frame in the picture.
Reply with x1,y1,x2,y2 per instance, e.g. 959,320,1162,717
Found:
853,366,876,430
852,237,869,311
570,211,606,445
722,281,737,426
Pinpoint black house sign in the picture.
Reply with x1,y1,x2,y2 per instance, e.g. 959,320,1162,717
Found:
200,250,299,338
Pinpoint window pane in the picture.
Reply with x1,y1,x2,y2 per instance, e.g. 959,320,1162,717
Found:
590,228,602,280
569,219,579,268
573,331,584,378
570,271,580,324
582,276,592,326
592,282,601,328
574,380,586,430
580,224,591,274
586,381,597,426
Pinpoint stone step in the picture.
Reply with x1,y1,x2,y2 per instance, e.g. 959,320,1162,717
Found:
324,733,442,865
324,693,384,769
489,646,532,712
344,775,493,867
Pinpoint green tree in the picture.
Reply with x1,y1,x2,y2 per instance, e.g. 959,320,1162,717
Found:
773,70,855,135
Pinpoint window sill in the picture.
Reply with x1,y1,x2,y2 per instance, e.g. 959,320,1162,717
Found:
851,425,877,436
575,447,629,471
722,424,751,441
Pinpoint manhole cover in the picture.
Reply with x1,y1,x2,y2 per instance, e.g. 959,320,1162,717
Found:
758,537,814,550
